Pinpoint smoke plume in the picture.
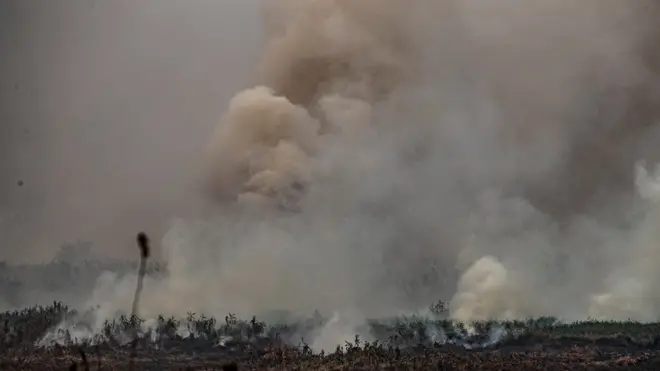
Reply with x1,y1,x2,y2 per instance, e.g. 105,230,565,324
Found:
20,0,660,339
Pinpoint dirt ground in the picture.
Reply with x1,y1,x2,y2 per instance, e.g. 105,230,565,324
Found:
3,335,660,370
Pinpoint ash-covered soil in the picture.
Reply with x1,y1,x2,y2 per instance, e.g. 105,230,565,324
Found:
3,302,660,370
3,334,660,370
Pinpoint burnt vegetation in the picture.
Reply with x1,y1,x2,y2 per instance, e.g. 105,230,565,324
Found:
2,301,660,369
2,236,660,369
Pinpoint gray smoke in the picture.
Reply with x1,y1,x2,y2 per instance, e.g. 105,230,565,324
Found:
6,1,660,345
0,0,263,262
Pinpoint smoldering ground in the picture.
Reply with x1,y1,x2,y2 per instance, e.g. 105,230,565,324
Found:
7,0,660,352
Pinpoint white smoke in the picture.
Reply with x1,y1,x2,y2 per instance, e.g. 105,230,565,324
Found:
311,311,371,353
588,163,660,321
70,0,660,334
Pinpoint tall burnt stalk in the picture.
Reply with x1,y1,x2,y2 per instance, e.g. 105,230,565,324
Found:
129,232,150,371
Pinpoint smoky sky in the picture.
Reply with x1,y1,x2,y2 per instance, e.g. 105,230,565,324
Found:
4,0,660,327
0,1,268,262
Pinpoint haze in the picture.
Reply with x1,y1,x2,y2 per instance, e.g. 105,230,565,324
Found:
3,1,660,340
1,0,262,262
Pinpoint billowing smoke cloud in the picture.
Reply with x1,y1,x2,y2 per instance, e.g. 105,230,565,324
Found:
34,0,660,340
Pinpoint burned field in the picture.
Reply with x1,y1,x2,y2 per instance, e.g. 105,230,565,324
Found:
2,256,660,370
5,1,660,370
2,301,660,370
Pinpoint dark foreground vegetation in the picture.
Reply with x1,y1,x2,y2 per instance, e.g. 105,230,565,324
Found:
2,302,660,370
2,245,660,370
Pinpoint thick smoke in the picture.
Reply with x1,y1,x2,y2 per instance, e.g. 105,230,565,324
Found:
54,0,660,345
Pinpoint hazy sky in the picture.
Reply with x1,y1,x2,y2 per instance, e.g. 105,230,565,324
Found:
0,0,263,262
4,0,660,326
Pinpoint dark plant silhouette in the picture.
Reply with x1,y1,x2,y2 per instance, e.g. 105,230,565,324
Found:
129,232,151,371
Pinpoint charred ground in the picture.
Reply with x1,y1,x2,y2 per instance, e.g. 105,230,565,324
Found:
2,292,660,369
